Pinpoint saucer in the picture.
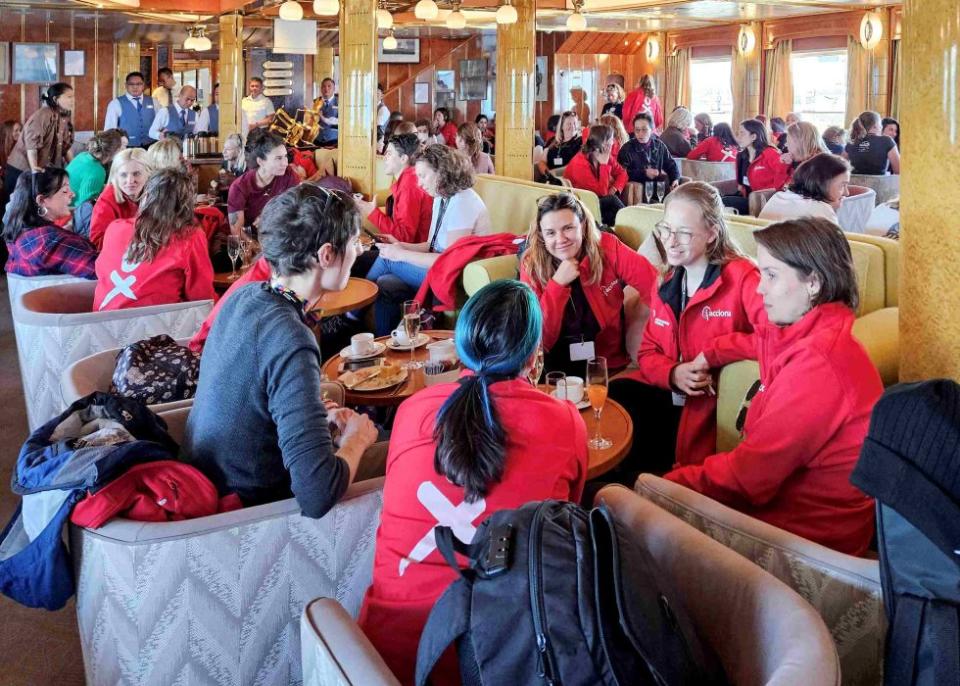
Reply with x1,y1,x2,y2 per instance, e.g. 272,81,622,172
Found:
339,341,387,360
386,333,431,350
550,389,590,410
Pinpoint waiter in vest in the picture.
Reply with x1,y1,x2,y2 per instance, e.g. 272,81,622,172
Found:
149,85,210,140
103,71,157,148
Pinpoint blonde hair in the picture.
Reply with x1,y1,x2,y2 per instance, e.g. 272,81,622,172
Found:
599,113,629,146
107,148,154,204
146,138,185,172
605,83,625,103
666,107,693,132
786,121,828,162
522,192,604,288
659,181,747,270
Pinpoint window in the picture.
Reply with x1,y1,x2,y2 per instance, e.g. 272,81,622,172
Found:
689,57,734,127
790,50,848,132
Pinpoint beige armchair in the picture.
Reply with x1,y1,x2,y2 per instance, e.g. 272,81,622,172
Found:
675,158,737,184
5,272,88,312
849,173,899,205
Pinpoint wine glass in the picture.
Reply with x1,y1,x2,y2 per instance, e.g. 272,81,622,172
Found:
527,347,545,386
401,300,422,370
546,371,567,400
586,357,612,450
656,180,666,202
226,236,242,279
644,181,655,204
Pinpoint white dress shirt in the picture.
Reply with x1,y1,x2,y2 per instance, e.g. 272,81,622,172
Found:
104,93,156,130
148,103,210,140
240,94,276,138
758,190,838,224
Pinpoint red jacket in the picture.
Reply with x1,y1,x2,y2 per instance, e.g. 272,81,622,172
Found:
93,218,216,311
359,375,587,685
439,122,458,147
665,302,882,555
415,233,521,312
89,184,138,250
188,256,271,353
739,146,791,196
520,231,656,371
563,151,629,197
367,166,434,243
625,259,763,465
687,137,739,163
622,91,664,132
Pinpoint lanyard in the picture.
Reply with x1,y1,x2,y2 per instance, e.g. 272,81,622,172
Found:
427,197,449,253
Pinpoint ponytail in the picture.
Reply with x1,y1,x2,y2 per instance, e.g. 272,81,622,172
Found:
432,281,542,502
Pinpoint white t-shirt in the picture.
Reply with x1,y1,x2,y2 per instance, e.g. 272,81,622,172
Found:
377,102,391,128
240,94,276,136
758,191,838,224
427,187,492,252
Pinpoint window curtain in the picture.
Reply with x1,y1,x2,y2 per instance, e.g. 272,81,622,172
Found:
846,36,870,126
664,48,691,115
763,40,793,119
890,39,901,119
731,46,760,126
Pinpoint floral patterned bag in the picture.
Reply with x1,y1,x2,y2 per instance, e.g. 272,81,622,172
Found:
111,335,201,405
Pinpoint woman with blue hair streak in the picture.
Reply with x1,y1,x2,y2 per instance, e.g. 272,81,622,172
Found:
359,280,588,684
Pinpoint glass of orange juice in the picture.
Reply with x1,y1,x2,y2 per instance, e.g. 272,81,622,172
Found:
586,357,612,450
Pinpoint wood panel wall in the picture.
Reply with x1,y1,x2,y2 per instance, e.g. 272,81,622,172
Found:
0,8,114,134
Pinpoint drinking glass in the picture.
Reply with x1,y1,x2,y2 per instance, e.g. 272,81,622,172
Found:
656,181,666,202
226,236,242,279
586,357,612,449
644,181,655,204
527,347,545,386
402,300,422,370
545,371,567,399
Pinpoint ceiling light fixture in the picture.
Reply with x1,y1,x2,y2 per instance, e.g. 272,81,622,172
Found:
376,3,393,28
383,29,398,49
414,0,439,20
183,27,198,50
859,11,882,49
446,1,466,29
313,0,340,15
278,0,303,20
566,0,585,31
496,0,518,24
193,26,212,51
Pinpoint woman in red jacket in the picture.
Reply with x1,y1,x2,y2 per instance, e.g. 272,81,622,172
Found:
94,168,215,311
359,280,587,685
721,118,791,215
562,124,629,226
88,148,153,250
608,182,763,475
520,192,656,377
667,217,882,555
687,122,739,163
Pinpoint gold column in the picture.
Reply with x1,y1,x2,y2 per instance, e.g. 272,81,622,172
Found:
899,0,960,380
218,14,243,147
114,43,140,97
315,46,335,96
494,0,535,180
338,0,377,195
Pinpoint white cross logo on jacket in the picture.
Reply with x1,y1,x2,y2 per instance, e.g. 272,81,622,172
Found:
398,481,486,577
98,256,141,311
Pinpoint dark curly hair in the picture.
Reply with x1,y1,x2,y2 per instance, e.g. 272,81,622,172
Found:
2,168,69,242
387,132,420,161
259,184,360,277
245,128,285,170
415,144,475,198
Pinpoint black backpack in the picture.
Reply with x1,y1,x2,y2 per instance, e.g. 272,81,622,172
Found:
415,499,725,686
851,380,960,686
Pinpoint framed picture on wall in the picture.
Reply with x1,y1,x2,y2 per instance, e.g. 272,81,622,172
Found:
435,70,455,93
12,43,58,84
378,38,420,64
414,81,429,105
535,56,548,102
63,50,85,77
435,89,456,115
0,43,9,84
458,59,487,101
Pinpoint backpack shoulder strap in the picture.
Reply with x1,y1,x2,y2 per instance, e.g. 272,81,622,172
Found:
415,578,472,686
434,525,481,581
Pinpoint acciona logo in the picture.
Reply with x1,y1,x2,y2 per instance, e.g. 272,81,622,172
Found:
701,306,732,321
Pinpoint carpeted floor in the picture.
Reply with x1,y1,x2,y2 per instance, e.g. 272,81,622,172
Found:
0,276,85,685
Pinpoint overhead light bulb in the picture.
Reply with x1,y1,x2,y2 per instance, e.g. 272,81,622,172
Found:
194,31,212,51
313,0,339,15
414,0,438,20
446,8,466,29
383,30,398,50
183,28,198,50
495,1,517,24
376,8,393,28
566,10,585,30
278,0,303,20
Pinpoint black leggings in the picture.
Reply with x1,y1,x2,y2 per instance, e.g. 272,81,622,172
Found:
721,194,749,215
607,377,682,480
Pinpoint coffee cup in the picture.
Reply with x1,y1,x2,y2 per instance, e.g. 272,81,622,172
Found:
560,376,585,404
350,332,375,357
427,339,456,362
391,327,413,346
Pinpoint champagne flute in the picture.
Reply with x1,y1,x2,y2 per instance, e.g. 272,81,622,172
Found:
402,300,422,370
527,347,545,386
644,181,655,204
226,236,242,279
586,357,612,449
656,180,666,202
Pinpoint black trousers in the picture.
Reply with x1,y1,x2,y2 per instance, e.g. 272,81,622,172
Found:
721,194,749,215
599,194,625,227
607,377,683,480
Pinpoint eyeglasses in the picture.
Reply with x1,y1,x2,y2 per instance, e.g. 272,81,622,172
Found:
654,221,696,246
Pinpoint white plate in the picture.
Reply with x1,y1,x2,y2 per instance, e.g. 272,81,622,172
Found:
386,333,431,351
550,389,591,410
339,341,387,361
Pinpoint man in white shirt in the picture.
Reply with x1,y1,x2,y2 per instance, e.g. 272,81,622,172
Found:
148,86,210,140
376,84,391,131
103,71,158,148
150,67,176,109
240,77,276,138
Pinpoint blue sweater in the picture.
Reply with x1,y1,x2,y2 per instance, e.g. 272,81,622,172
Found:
183,283,348,518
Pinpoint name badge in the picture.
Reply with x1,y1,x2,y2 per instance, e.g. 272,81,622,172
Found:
741,175,749,185
554,157,563,166
672,392,686,407
569,341,596,362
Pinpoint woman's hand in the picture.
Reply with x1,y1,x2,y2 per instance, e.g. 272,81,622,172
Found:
780,151,794,166
551,258,581,286
377,242,404,260
670,353,713,397
644,167,660,180
354,198,376,217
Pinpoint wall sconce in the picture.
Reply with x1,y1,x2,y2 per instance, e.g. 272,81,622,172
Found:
737,24,756,56
645,35,660,62
860,11,883,49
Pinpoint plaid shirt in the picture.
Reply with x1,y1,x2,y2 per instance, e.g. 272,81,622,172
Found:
5,225,98,279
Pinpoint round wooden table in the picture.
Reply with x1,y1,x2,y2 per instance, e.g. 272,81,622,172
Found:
211,274,378,317
322,330,455,406
583,399,634,479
